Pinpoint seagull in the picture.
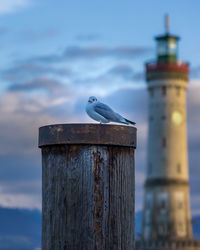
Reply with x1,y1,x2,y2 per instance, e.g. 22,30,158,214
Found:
86,96,136,125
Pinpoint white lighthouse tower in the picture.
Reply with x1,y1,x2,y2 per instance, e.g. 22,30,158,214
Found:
142,16,193,241
142,16,194,242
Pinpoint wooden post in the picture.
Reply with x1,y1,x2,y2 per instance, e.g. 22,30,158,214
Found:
38,124,137,250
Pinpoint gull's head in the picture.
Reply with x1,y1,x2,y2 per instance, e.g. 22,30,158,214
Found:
88,96,97,104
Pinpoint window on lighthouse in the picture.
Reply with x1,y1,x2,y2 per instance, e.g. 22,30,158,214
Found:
162,137,167,147
168,39,177,55
159,224,168,235
157,40,167,56
172,111,183,125
162,86,167,96
157,39,177,56
177,201,183,209
177,163,181,173
161,200,166,209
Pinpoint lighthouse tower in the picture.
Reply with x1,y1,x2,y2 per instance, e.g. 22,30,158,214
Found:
142,16,193,241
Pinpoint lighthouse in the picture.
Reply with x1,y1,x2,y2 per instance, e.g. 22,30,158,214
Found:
142,16,193,241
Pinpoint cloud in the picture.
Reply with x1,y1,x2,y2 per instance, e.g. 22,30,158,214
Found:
103,87,148,121
108,64,144,81
20,28,59,42
75,33,100,42
109,64,134,77
0,193,41,210
2,62,72,82
0,89,75,156
64,46,152,60
7,77,70,97
0,45,148,101
71,65,145,96
0,180,41,195
30,45,152,64
0,0,32,15
1,59,145,100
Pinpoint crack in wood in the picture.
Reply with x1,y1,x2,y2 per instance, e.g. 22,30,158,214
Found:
93,151,104,250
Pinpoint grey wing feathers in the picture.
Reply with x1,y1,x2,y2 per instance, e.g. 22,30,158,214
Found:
94,102,121,122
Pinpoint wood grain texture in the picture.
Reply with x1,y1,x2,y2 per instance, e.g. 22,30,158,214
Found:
41,145,135,250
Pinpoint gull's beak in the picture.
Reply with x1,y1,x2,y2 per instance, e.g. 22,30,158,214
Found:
88,100,92,103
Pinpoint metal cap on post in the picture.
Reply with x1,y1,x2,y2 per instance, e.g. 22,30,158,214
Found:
39,123,137,250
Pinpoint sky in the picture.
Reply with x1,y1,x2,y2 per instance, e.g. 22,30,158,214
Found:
0,0,200,216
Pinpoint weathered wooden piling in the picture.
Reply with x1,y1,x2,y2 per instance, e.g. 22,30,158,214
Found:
38,124,137,250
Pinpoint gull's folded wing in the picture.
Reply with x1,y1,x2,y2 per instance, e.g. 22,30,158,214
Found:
94,102,121,122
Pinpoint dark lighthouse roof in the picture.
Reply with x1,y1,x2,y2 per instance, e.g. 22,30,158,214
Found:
155,33,180,41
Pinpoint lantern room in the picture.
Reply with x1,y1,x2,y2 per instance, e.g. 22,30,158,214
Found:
156,34,179,63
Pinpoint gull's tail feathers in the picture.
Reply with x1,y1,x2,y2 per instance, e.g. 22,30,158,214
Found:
124,118,136,126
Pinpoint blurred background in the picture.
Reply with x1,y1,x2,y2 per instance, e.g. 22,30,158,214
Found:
0,0,199,249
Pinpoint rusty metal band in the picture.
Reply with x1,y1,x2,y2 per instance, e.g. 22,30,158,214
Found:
39,123,137,148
